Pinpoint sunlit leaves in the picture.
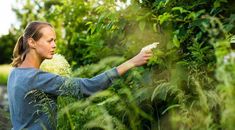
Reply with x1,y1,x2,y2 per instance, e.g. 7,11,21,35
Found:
172,7,190,14
173,35,180,48
213,0,228,8
158,12,172,25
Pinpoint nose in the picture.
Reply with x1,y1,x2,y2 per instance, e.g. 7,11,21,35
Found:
51,41,56,48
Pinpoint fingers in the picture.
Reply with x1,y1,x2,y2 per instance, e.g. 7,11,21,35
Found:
141,50,153,54
134,48,155,66
144,55,152,59
143,49,152,54
140,50,153,59
144,58,150,61
144,53,153,57
143,53,153,61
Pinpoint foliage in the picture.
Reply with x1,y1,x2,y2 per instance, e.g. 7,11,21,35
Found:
0,31,18,64
25,89,57,129
215,38,235,130
2,0,235,130
0,64,12,85
0,108,11,130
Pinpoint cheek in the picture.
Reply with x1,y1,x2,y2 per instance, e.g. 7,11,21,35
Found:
36,42,50,53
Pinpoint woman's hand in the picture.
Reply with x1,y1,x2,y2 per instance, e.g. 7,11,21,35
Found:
128,49,153,67
116,43,158,76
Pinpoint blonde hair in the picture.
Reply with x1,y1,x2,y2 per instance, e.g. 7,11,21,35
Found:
11,21,52,67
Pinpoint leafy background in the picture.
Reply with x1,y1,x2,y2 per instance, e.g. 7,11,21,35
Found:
1,0,235,129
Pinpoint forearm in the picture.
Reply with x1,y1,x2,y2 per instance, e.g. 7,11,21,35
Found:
116,59,135,76
77,68,120,95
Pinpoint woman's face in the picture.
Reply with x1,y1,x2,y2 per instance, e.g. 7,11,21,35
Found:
34,26,56,60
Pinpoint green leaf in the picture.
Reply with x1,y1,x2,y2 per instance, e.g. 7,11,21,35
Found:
172,7,190,14
139,21,146,31
153,23,157,32
151,82,171,101
158,12,172,25
161,104,180,115
213,0,227,8
85,21,93,25
173,35,180,48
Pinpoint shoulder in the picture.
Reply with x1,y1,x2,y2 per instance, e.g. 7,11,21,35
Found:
9,67,65,86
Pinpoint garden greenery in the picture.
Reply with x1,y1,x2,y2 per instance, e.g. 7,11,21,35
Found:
1,0,235,129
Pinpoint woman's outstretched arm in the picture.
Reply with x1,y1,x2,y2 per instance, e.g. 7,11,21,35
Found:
117,49,153,76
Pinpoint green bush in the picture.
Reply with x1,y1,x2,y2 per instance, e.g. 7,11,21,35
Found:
0,32,17,64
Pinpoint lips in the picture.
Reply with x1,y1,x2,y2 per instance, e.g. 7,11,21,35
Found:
51,51,55,55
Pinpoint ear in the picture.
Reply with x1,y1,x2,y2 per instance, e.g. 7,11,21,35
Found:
27,38,36,49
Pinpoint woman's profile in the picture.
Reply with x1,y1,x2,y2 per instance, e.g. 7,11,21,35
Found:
7,21,154,130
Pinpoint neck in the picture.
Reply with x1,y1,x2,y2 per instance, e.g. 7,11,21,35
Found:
19,50,43,69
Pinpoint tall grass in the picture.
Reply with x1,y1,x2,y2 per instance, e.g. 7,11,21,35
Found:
0,108,11,129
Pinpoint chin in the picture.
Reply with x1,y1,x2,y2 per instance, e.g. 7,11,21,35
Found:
45,55,54,59
48,55,54,59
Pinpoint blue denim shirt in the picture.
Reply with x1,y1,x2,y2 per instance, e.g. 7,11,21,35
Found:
7,67,119,130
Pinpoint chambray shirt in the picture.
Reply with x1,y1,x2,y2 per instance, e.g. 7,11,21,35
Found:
7,67,119,130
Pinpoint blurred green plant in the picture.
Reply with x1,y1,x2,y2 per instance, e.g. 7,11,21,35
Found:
215,37,235,130
0,64,12,85
0,31,17,64
0,108,11,130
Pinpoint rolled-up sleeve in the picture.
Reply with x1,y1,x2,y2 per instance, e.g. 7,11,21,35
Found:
75,67,120,95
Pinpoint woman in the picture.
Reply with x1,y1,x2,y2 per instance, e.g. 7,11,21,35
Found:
7,21,153,130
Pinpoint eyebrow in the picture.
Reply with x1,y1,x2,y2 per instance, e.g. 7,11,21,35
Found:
48,38,56,41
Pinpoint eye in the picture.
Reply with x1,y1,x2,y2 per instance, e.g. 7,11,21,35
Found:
47,39,52,42
48,38,56,42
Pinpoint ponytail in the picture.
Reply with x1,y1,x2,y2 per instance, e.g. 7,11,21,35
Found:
11,35,29,67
